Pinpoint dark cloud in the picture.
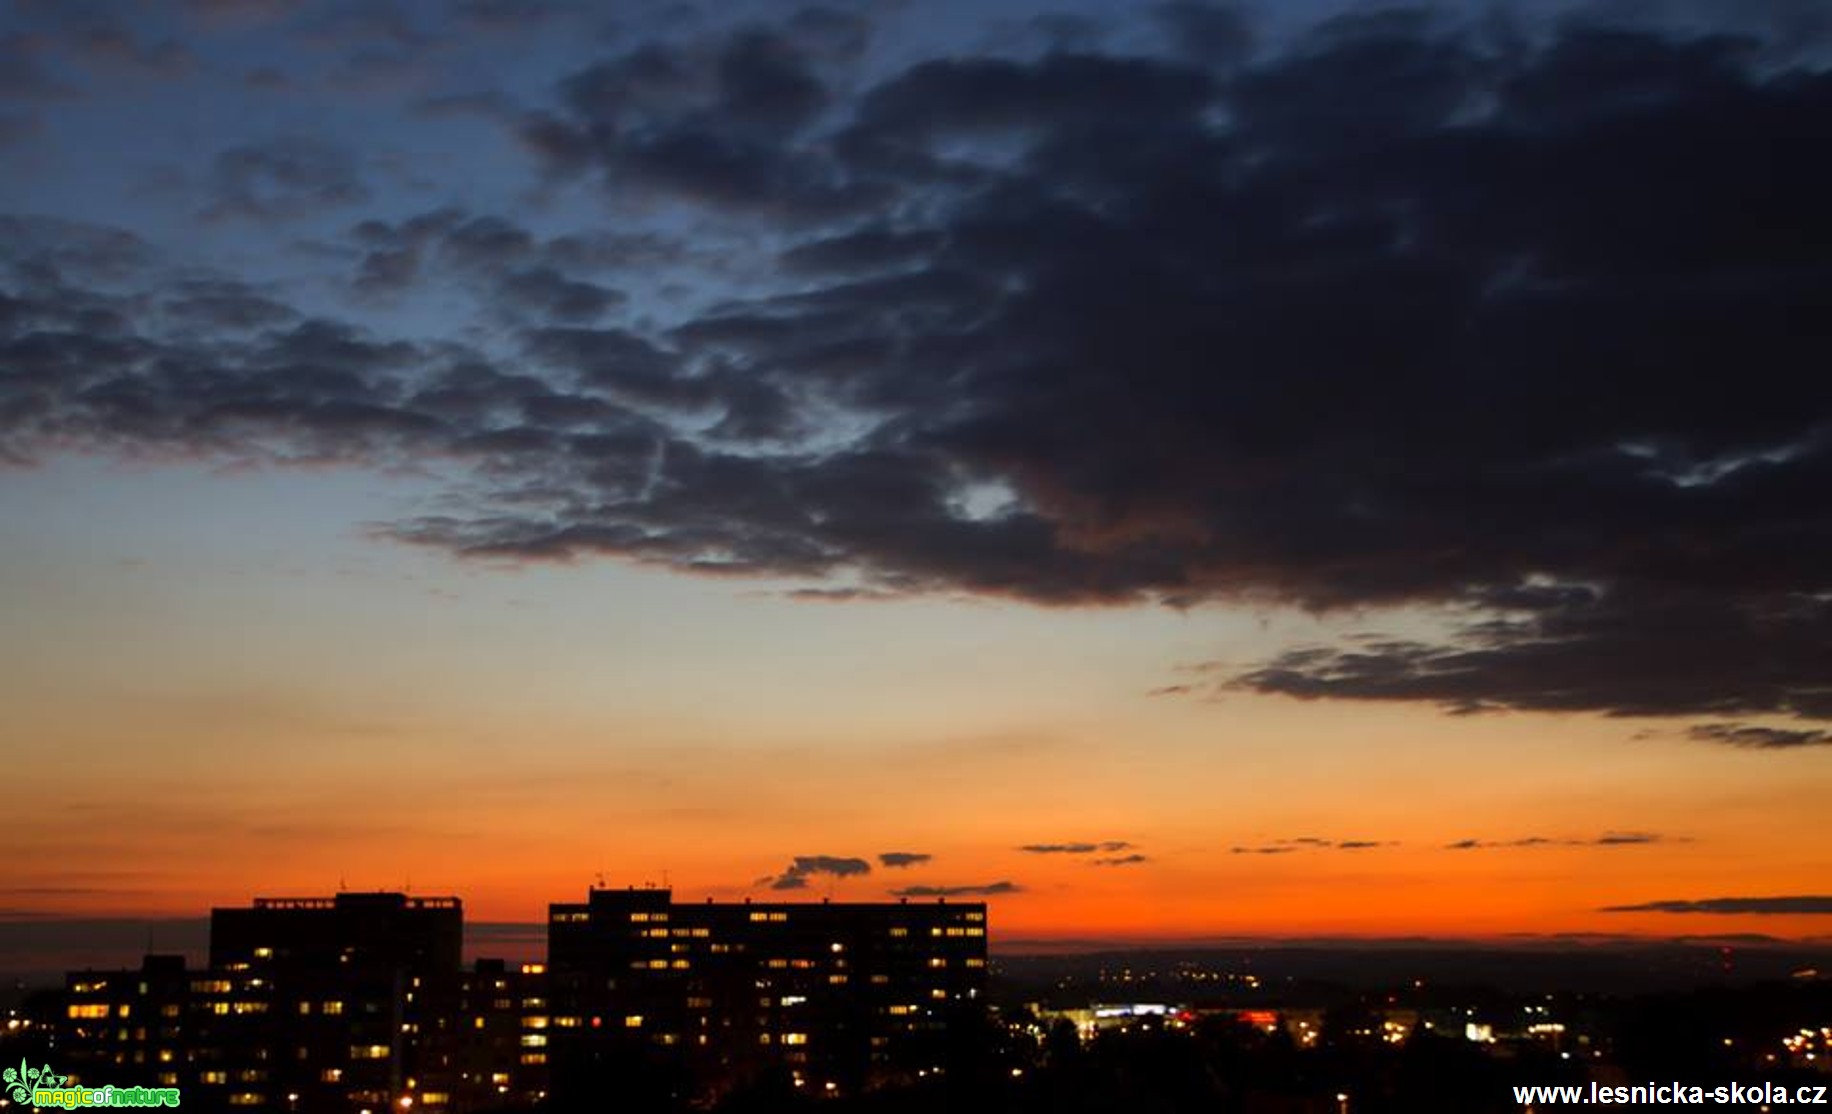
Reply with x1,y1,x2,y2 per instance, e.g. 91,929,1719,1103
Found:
1447,833,1668,850
1593,831,1663,846
1019,841,1131,855
784,6,872,62
160,280,299,331
347,208,675,306
455,0,575,32
413,89,522,121
1689,723,1832,749
203,137,371,221
877,852,931,869
1232,838,1393,854
1602,896,1832,915
70,25,196,78
1155,2,1255,64
1093,853,1149,866
4,9,1830,739
890,881,1020,898
514,26,885,218
0,33,78,101
496,267,625,322
180,0,301,27
762,854,871,891
1225,589,1832,725
297,3,438,52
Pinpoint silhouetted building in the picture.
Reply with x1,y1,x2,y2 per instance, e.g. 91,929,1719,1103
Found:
417,959,552,1110
157,892,464,1112
62,955,192,1093
47,887,992,1110
546,887,989,1102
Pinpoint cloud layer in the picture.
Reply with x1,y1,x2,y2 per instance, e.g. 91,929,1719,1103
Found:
1602,896,1832,915
3,6,1828,736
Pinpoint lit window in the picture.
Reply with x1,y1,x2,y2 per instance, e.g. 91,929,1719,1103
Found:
624,1015,644,1028
783,1033,808,1045
520,1034,547,1048
201,1072,228,1085
352,1044,391,1060
253,947,273,958
68,1004,110,1019
322,1001,344,1015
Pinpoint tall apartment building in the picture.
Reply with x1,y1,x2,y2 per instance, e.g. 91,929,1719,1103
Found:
51,887,993,1110
545,887,989,1101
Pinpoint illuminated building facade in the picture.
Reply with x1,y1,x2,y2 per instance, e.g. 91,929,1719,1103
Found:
190,892,464,1111
419,959,553,1110
546,887,989,1100
49,887,992,1110
61,955,193,1095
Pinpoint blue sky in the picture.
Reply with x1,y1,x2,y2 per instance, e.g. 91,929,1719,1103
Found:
3,0,1830,964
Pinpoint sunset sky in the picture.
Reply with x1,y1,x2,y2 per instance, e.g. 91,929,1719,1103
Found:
3,0,1830,972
